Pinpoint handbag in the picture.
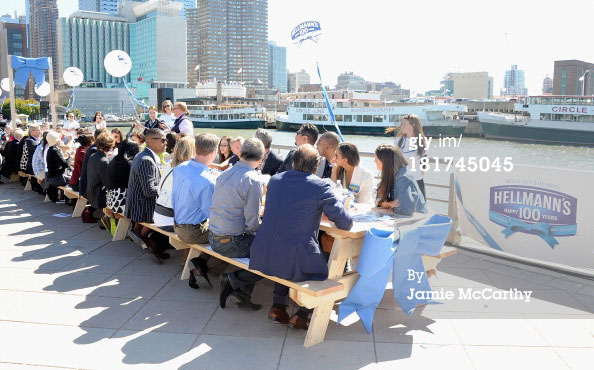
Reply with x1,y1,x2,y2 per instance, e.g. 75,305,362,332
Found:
48,175,67,187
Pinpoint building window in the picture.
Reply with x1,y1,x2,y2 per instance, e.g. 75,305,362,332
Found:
561,70,566,95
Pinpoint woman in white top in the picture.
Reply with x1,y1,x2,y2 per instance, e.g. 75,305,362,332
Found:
93,111,107,131
395,113,427,199
158,100,176,129
331,142,375,205
153,136,196,231
63,112,80,139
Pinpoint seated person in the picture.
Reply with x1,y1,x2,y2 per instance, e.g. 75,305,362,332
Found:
105,139,140,217
126,129,167,263
277,123,318,173
375,144,427,215
69,134,93,192
0,129,24,181
135,105,168,133
315,131,340,178
331,142,375,205
254,129,282,175
249,144,353,330
210,138,266,311
213,135,232,164
210,136,243,170
45,131,72,202
87,133,115,228
79,128,108,200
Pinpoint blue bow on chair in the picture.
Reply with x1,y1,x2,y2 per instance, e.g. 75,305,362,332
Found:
337,214,452,334
11,56,51,89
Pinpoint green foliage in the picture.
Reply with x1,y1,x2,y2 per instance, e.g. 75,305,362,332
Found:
1,99,40,120
67,108,82,118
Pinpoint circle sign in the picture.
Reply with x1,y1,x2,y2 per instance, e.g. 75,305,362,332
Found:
1,78,13,92
103,50,132,78
63,67,84,87
34,82,51,97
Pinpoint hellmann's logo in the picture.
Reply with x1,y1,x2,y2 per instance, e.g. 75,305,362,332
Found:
488,185,577,248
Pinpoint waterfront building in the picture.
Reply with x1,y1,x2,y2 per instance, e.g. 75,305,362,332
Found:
451,72,493,100
0,18,29,98
195,0,268,88
80,0,196,18
542,75,553,95
368,81,410,101
336,72,367,91
57,11,130,87
501,65,527,97
29,0,59,88
288,69,310,93
553,60,594,96
186,8,199,87
268,41,287,93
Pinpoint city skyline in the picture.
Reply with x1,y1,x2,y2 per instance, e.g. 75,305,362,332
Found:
5,0,594,95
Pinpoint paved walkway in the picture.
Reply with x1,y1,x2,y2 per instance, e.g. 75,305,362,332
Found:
0,181,593,369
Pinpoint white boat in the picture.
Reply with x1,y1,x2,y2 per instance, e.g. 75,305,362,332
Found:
276,99,468,136
478,96,594,145
187,104,266,129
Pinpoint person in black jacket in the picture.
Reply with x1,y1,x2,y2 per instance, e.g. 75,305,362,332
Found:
78,128,108,200
19,125,43,193
254,128,283,175
106,139,140,216
45,131,71,202
134,106,168,134
86,133,115,228
0,129,24,180
277,123,318,173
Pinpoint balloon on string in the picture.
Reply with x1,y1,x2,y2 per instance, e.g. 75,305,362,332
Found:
1,78,14,92
103,50,132,78
34,82,51,97
63,67,84,87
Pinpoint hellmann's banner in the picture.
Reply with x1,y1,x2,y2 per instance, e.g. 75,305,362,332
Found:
454,165,594,272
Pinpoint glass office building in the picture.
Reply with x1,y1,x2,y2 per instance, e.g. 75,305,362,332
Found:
268,41,287,93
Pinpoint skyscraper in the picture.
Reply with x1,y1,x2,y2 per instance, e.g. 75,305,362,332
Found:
186,7,200,87
79,0,196,18
29,0,59,88
501,65,527,96
542,75,553,95
553,60,594,96
195,0,268,88
268,41,287,93
57,11,130,87
288,69,310,93
336,72,367,91
0,18,29,98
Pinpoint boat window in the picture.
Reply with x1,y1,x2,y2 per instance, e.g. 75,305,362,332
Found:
337,102,344,108
315,102,323,108
356,115,362,122
300,102,307,108
373,115,383,122
313,114,321,121
307,102,314,108
239,113,246,119
363,115,372,122
303,114,307,120
344,115,352,122
335,115,343,121
211,115,217,120
220,114,228,120
307,114,314,120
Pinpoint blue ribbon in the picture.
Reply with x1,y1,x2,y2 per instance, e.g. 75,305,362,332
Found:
122,78,148,111
337,214,452,333
316,62,344,142
11,56,51,89
66,87,76,111
488,211,559,248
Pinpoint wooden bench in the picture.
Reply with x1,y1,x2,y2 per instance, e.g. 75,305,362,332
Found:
18,171,33,191
57,186,88,217
142,217,457,348
9,173,20,182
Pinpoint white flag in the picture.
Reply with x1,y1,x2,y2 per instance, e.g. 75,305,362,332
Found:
194,65,200,71
237,68,243,74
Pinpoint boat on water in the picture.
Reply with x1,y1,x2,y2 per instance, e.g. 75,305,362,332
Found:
478,95,594,146
187,104,265,129
275,98,468,136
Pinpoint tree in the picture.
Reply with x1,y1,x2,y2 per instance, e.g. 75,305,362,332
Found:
1,99,40,120
67,108,82,118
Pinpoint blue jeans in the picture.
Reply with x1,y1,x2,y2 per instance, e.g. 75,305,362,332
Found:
209,232,262,295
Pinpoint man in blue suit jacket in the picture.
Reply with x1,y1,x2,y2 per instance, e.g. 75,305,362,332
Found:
249,144,353,330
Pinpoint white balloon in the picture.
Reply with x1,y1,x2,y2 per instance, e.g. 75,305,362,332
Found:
103,50,132,78
63,67,84,87
34,82,51,97
1,78,13,92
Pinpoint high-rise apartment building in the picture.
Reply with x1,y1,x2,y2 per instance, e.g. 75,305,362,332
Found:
80,0,196,18
553,60,594,96
57,11,130,87
336,72,367,91
186,7,199,87
29,0,59,88
268,41,286,93
195,0,268,88
288,69,310,93
542,75,553,95
501,65,527,96
0,18,29,98
451,72,493,100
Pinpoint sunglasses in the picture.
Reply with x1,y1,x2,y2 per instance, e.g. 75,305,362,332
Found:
152,138,167,143
163,105,172,108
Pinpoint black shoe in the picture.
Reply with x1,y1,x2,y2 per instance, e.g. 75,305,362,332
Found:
191,257,212,288
219,274,233,309
232,290,262,311
157,251,170,260
188,271,200,289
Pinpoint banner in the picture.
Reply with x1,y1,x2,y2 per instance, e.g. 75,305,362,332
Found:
455,164,594,272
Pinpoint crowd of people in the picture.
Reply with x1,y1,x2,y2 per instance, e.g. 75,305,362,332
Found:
0,104,429,330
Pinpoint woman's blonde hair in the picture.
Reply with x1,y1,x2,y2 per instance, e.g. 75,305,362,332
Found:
172,136,195,166
161,99,173,112
174,102,189,115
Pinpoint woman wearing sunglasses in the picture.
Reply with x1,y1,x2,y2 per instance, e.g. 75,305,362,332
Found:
159,100,176,129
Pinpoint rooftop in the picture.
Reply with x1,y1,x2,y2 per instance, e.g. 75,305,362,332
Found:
0,182,592,368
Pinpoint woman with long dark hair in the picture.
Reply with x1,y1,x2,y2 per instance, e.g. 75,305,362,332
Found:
331,142,374,204
69,134,94,192
93,111,107,131
374,144,427,215
214,135,231,164
105,139,140,216
396,114,427,198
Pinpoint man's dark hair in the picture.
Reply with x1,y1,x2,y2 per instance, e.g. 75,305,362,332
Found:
337,142,360,167
95,132,115,152
297,123,319,145
292,144,320,174
144,128,163,140
116,139,140,160
93,128,107,139
166,133,177,154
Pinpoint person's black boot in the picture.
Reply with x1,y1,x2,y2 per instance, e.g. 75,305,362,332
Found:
191,257,212,288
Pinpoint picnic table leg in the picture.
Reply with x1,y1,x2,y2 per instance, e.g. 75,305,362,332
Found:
72,197,87,217
112,217,131,241
24,178,32,191
181,246,201,280
9,173,19,182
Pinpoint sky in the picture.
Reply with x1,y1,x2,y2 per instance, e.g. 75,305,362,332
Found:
6,0,594,95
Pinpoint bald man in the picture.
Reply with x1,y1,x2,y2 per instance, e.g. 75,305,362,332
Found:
315,131,340,178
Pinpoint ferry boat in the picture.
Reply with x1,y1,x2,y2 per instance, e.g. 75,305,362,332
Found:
478,96,594,145
276,99,468,136
187,104,265,129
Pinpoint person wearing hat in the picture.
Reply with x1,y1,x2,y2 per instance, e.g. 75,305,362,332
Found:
45,131,70,202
